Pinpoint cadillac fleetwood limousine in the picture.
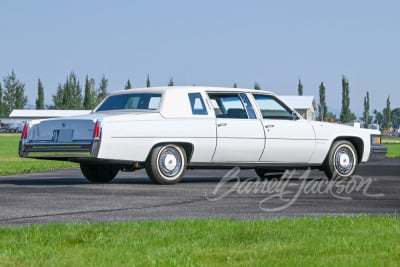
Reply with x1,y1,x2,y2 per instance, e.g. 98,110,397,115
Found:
19,86,386,184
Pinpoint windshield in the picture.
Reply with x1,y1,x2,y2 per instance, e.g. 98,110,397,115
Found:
96,93,162,112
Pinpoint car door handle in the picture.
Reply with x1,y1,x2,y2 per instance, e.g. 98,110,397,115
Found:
265,125,275,129
217,123,228,127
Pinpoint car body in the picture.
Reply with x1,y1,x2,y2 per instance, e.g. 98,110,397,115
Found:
19,86,387,184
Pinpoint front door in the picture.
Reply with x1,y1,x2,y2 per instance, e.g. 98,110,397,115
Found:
252,94,316,163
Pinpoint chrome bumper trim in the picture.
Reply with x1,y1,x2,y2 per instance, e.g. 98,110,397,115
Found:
369,145,387,161
19,140,100,159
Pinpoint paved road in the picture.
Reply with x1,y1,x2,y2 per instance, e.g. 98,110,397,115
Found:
0,159,399,226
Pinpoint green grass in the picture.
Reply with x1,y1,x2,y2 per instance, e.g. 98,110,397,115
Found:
382,137,400,158
0,134,77,176
382,136,400,144
0,217,399,266
384,144,400,158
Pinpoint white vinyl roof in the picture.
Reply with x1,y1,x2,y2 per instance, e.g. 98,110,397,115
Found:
9,109,91,118
279,96,317,110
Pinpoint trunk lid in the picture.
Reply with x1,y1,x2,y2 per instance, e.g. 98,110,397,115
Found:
30,111,156,142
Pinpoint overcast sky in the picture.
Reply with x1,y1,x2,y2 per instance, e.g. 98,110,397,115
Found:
1,0,399,116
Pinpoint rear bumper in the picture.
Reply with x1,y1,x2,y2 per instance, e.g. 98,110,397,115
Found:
369,145,387,161
19,140,100,159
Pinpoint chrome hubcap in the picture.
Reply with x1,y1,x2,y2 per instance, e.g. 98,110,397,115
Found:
159,147,182,178
334,146,355,175
339,153,350,168
164,154,177,171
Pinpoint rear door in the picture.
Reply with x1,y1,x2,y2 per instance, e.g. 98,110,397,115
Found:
208,93,265,162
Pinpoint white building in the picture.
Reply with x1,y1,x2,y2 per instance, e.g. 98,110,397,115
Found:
280,96,317,120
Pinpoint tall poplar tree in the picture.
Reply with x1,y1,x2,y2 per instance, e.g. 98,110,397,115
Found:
254,82,261,90
36,79,45,109
233,83,237,88
385,96,391,130
318,82,328,121
363,91,370,128
96,75,108,104
340,76,353,123
168,77,174,86
373,109,384,127
125,79,132,89
68,72,83,109
83,75,96,110
298,79,303,95
0,82,4,116
146,74,151,87
53,84,64,109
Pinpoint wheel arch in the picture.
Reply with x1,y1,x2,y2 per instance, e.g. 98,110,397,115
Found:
146,142,194,163
324,136,364,164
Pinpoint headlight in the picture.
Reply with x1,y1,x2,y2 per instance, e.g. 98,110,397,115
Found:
371,135,382,146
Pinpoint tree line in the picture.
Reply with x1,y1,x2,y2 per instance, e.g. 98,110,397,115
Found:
0,70,398,129
0,71,158,116
295,76,397,130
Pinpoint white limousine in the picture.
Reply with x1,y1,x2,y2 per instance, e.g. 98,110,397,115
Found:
19,86,386,184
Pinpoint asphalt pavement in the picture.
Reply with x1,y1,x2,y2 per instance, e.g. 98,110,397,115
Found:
0,159,399,226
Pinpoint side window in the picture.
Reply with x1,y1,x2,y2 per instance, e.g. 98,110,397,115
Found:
188,93,208,115
253,94,293,120
208,93,249,119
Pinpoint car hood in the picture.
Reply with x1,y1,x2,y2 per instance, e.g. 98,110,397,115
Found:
308,120,381,138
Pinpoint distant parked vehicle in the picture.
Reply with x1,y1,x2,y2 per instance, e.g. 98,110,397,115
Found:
368,124,380,131
6,123,23,133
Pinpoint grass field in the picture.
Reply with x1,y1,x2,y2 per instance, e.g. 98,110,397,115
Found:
382,136,400,144
384,144,400,158
0,134,77,176
382,136,400,158
0,216,399,266
0,136,398,266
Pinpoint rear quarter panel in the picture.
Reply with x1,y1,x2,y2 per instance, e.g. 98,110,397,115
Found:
97,115,216,162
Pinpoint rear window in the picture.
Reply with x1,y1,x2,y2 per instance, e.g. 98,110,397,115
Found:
96,93,162,112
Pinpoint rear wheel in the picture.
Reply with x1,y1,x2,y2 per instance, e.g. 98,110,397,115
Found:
80,163,119,183
255,168,285,180
145,144,187,185
323,140,358,179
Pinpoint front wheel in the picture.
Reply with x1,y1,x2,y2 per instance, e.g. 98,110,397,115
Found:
80,163,119,183
323,140,358,179
145,144,187,185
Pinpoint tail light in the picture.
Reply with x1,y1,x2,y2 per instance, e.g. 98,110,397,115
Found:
93,120,101,139
21,123,29,140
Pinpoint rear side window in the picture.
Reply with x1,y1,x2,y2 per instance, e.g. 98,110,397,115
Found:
188,93,208,115
96,93,161,112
